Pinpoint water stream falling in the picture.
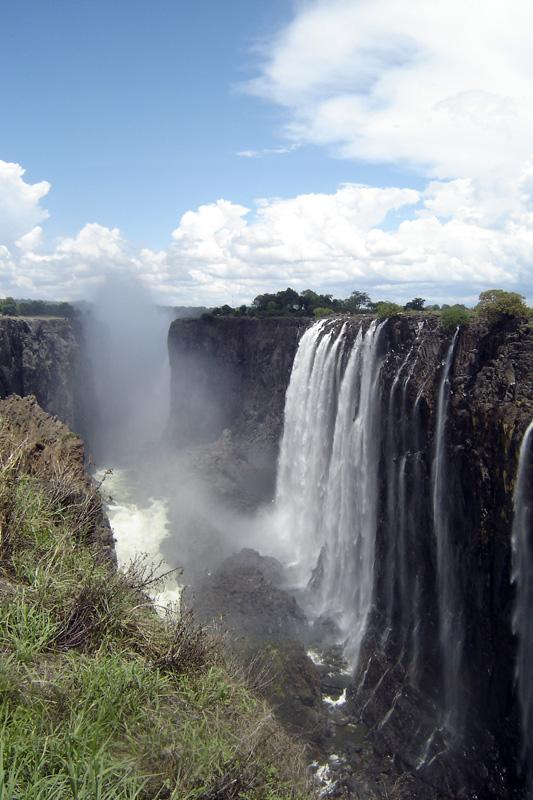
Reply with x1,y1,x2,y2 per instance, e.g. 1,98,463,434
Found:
432,329,462,732
275,319,384,666
512,420,533,781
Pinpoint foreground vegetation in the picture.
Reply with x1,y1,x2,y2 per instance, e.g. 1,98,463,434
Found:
0,419,310,799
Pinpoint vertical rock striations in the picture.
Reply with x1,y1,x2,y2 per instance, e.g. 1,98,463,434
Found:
167,316,310,464
512,421,533,791
0,317,90,433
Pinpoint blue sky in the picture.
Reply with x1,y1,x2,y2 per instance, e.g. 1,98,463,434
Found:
1,0,532,305
1,0,421,247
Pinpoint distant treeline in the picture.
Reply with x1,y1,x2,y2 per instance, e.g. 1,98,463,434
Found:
207,287,531,328
209,288,449,318
0,297,77,318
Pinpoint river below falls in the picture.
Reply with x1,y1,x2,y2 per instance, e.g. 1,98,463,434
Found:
95,466,182,608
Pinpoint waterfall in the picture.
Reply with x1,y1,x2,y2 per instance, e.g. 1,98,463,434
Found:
382,320,426,658
275,318,384,666
432,329,462,731
512,420,533,776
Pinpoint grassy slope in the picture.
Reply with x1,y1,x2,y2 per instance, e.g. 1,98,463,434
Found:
0,417,311,800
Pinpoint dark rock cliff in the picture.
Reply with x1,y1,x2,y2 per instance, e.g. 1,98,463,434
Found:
0,317,91,433
167,316,310,464
351,314,532,799
168,313,533,799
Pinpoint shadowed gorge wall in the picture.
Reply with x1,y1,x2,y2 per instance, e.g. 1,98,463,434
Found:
0,316,91,434
168,316,309,463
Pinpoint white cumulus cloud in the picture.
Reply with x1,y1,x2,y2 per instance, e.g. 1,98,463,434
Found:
0,161,50,245
0,159,531,307
245,0,533,189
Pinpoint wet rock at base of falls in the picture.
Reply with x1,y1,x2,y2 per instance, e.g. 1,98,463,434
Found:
191,548,330,749
192,547,307,641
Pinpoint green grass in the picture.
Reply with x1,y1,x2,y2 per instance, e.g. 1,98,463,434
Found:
0,422,311,800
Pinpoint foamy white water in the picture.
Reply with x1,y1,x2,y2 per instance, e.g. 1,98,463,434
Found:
96,468,181,609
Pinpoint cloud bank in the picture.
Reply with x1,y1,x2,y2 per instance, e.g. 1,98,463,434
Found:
0,159,531,306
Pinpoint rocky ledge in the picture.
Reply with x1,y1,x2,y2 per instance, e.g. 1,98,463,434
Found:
0,394,114,561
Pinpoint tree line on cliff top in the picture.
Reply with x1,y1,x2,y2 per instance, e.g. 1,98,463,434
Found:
0,297,77,317
208,287,530,326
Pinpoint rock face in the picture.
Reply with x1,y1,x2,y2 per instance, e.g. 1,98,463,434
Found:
193,548,329,749
167,316,310,464
0,317,90,433
357,313,532,799
168,313,533,799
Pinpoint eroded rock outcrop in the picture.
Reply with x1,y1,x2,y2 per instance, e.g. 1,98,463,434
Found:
0,394,115,560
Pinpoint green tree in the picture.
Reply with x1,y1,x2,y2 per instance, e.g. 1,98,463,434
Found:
404,297,426,311
375,301,402,319
440,305,470,331
476,290,529,322
1,297,18,316
313,306,334,318
341,290,372,313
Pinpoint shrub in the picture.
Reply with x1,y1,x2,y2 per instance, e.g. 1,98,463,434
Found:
475,289,529,322
440,305,471,331
375,301,402,319
313,306,334,318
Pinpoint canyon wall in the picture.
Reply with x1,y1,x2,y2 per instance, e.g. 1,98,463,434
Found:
168,316,309,464
0,316,91,433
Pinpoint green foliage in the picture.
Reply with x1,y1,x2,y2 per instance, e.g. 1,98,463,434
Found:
339,290,373,313
0,298,18,316
475,289,529,322
440,305,471,331
209,286,377,317
201,285,532,323
0,425,311,800
404,297,425,311
375,301,403,319
0,298,76,318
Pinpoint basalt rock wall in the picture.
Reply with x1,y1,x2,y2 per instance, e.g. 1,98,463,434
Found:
167,316,310,464
0,317,91,434
356,314,532,799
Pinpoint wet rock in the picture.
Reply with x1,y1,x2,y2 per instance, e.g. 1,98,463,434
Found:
193,548,307,640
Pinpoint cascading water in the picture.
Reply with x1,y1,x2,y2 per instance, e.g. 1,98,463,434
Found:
382,321,426,658
512,420,533,784
275,318,384,666
432,329,463,732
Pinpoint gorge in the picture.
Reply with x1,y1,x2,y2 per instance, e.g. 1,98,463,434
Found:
0,308,531,799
